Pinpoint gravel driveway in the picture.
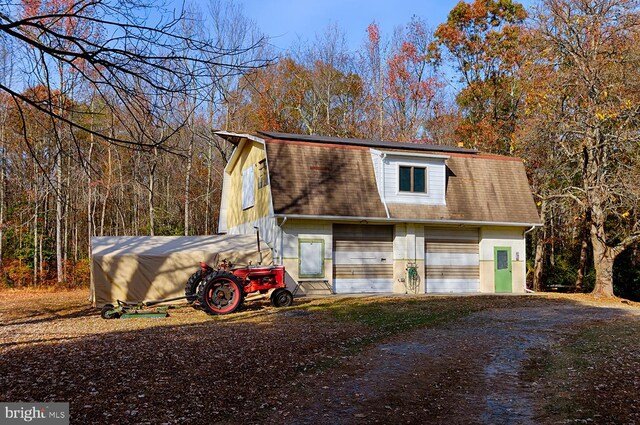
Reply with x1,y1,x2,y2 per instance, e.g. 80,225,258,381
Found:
278,303,639,425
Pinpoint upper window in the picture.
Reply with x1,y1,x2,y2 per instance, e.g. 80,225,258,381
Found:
399,166,426,193
242,166,255,210
257,159,268,189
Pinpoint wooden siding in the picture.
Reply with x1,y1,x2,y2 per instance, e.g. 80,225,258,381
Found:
226,141,271,229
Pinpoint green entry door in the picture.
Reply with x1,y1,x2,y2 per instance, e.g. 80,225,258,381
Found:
494,247,512,293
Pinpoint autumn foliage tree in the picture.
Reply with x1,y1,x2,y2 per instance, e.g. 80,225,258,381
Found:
432,0,527,153
385,17,441,142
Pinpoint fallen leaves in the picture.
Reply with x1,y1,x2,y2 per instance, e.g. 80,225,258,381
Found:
1,289,639,424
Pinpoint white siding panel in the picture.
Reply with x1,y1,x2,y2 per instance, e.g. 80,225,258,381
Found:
370,149,385,200
479,227,524,261
426,253,479,266
383,156,446,205
335,279,393,293
427,279,480,293
281,221,332,259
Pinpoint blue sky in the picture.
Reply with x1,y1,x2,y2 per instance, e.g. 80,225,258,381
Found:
239,0,536,51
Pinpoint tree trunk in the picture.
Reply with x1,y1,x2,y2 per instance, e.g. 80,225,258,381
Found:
205,140,213,235
56,63,65,284
87,104,95,256
0,86,6,269
100,146,112,237
73,219,78,262
56,145,63,284
549,209,555,267
0,131,4,267
148,183,155,236
378,56,384,140
532,201,546,292
575,228,589,292
533,238,545,292
63,147,70,269
184,135,193,236
148,148,157,237
206,101,214,235
33,188,38,287
39,234,43,278
590,231,615,297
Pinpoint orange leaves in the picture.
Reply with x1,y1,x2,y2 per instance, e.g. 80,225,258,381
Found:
21,0,41,19
367,23,380,46
386,18,439,106
400,41,418,62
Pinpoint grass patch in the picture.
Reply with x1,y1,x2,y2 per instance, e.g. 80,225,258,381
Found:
524,318,640,424
301,295,553,333
307,298,479,333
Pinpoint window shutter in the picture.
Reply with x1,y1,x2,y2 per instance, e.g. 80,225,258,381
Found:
242,166,255,209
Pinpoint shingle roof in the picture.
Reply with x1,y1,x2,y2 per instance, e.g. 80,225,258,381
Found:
266,138,388,218
263,135,540,225
258,130,478,155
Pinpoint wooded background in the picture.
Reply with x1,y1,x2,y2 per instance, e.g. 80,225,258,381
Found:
0,0,638,298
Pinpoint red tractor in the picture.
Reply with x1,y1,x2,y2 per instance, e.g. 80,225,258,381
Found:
185,260,293,315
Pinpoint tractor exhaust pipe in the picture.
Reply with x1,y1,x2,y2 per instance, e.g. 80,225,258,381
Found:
254,226,263,265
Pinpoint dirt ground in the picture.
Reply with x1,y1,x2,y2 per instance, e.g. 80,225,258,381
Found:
1,290,639,424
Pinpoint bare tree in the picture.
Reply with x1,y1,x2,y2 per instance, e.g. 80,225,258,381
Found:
0,38,11,267
523,0,640,296
0,0,270,151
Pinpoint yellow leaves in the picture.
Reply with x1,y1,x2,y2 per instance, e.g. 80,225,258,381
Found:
537,201,542,207
595,110,619,121
622,211,630,219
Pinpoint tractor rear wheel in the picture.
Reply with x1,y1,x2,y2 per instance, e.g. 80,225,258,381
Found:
197,271,244,315
270,288,293,308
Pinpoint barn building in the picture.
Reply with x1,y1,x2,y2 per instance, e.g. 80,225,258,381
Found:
216,131,540,295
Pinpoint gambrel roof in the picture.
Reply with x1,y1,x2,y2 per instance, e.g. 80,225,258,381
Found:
217,131,541,226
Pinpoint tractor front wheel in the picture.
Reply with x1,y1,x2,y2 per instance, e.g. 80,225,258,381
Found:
197,271,244,315
270,288,293,308
100,304,120,319
185,269,211,309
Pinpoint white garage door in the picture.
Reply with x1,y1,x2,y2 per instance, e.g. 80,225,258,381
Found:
333,224,394,293
425,227,479,293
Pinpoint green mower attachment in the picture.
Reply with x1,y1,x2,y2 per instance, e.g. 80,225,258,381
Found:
100,295,188,319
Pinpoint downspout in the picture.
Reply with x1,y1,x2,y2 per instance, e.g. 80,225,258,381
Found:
380,153,390,219
523,225,537,293
278,216,288,266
